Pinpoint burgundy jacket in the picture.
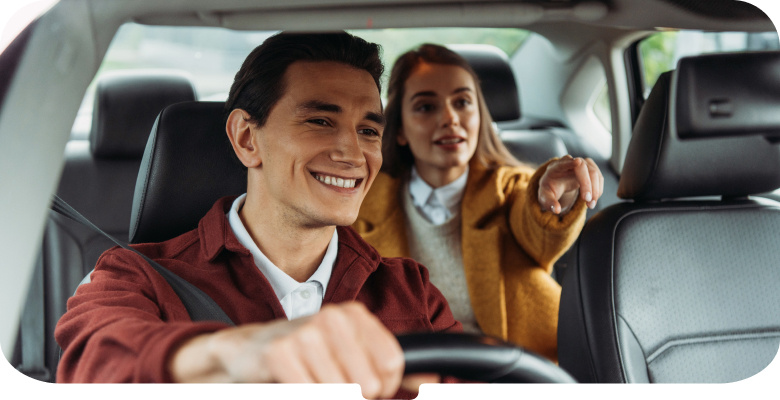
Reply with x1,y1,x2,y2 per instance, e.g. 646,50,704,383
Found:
55,196,461,385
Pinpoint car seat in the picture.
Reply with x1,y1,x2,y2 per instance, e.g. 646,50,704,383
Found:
129,101,246,244
13,70,196,382
557,52,780,383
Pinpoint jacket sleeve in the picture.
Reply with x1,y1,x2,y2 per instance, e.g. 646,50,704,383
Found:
54,248,229,383
508,158,587,271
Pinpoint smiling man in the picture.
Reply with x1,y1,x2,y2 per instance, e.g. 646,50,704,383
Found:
55,32,460,399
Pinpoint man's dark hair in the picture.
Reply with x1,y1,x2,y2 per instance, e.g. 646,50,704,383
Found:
224,31,384,128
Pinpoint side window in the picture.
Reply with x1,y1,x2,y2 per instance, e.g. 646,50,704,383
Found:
638,30,780,98
592,83,611,133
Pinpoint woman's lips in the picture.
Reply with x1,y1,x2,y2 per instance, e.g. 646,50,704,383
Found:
433,136,466,150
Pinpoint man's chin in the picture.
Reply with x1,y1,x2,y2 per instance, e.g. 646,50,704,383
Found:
304,211,358,229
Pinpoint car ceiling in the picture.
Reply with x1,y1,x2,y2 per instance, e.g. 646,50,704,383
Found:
96,0,775,32
90,0,776,62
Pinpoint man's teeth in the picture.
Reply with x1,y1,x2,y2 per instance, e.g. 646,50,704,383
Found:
315,174,357,188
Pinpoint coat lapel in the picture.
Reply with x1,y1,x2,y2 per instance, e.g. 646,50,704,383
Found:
354,173,410,257
460,162,511,340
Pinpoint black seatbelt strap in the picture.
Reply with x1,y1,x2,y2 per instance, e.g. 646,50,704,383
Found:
51,195,235,326
17,250,51,381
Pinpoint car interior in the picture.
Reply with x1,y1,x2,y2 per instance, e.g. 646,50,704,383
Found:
1,0,778,390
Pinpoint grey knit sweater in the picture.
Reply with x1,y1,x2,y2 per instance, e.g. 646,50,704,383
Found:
401,183,480,334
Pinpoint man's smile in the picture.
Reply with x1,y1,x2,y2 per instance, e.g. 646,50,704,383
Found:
311,171,364,189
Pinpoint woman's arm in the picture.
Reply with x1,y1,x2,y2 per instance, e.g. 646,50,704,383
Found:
508,156,601,268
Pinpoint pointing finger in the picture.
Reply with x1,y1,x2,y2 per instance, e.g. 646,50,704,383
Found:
573,158,592,204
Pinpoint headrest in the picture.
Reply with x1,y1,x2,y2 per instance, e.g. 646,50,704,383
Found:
450,44,521,122
90,70,197,159
129,101,246,244
618,52,780,201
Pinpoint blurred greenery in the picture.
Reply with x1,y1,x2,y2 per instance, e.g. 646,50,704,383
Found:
638,31,677,95
349,28,530,94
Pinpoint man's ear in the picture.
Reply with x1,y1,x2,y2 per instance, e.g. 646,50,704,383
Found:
396,128,408,146
226,109,262,168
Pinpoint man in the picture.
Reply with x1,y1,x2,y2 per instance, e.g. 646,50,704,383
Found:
55,31,460,399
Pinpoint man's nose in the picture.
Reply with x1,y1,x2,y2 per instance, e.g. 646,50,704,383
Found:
331,129,365,166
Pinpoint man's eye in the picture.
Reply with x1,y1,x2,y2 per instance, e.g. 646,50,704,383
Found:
307,119,330,126
359,128,380,137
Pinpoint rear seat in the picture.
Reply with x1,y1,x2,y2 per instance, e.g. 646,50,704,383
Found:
12,70,197,382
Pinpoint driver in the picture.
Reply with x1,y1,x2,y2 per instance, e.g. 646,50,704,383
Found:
55,31,460,399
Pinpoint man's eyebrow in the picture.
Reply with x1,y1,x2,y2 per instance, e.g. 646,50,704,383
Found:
297,100,342,114
298,99,384,126
365,111,386,126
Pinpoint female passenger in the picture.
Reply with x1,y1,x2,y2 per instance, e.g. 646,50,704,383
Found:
352,44,603,361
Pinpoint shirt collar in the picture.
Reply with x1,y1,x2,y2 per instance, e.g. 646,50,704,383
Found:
408,165,469,216
226,193,336,302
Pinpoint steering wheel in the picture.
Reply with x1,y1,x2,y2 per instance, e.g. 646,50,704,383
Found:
397,332,576,383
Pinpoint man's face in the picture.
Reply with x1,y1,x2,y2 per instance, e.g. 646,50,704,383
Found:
251,60,384,228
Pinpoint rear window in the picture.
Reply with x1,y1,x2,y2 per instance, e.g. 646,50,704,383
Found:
637,30,780,98
71,24,529,139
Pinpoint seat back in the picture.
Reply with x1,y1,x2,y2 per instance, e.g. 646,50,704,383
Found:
14,71,196,382
558,52,780,383
451,44,568,166
130,101,246,244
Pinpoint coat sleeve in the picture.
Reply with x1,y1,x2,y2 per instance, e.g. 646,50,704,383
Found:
54,248,229,383
508,158,587,271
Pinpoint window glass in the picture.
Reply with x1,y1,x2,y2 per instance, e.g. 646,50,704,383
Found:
593,83,611,133
72,24,529,139
638,30,780,97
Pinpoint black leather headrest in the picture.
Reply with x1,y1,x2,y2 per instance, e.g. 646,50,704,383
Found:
129,101,246,244
90,70,197,159
451,44,521,122
618,53,780,201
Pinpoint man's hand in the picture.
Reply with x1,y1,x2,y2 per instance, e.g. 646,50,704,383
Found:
538,155,603,215
170,302,424,399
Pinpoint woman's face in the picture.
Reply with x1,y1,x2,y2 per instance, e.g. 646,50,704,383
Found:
399,62,480,187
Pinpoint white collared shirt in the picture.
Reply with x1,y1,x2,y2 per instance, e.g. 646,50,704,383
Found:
227,194,338,320
408,166,468,225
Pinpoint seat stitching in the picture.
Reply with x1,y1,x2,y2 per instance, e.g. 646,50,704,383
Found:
646,330,780,363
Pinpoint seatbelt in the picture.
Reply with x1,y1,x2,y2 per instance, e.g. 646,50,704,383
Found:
50,195,235,326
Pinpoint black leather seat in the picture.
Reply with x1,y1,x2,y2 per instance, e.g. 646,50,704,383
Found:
130,101,246,244
13,71,196,382
558,52,780,383
451,44,568,166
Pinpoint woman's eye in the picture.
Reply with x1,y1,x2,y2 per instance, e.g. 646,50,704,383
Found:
415,103,433,113
454,98,471,108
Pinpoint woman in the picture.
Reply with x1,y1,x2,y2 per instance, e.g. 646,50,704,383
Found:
353,44,603,362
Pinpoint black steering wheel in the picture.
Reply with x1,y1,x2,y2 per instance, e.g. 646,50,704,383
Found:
397,332,576,383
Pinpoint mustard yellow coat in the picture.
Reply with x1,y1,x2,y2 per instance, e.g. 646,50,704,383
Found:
353,159,587,361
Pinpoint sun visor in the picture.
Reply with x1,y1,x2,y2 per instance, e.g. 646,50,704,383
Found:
674,51,780,142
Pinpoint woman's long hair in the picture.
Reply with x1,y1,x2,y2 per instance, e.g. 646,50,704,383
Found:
381,43,523,178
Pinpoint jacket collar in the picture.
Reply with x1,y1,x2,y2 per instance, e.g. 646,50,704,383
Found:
197,197,381,297
199,196,252,261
